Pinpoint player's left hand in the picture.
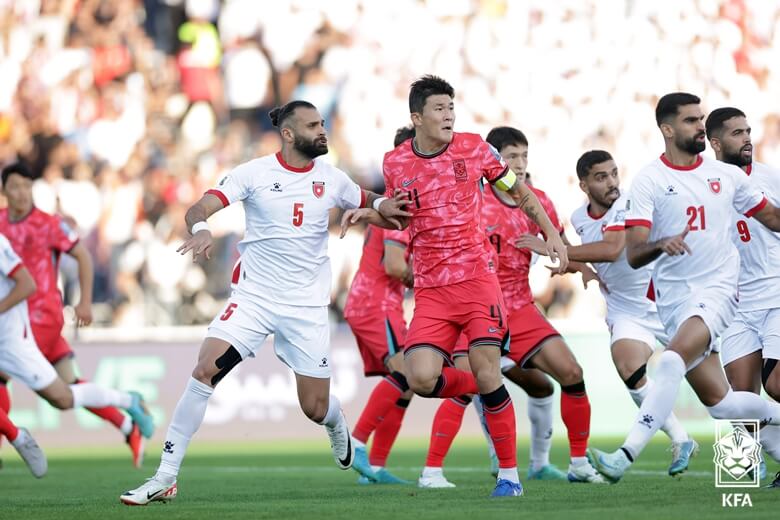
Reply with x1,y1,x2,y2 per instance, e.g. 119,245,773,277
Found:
378,191,413,230
514,234,547,254
580,266,608,292
74,301,93,327
546,234,568,272
340,208,373,238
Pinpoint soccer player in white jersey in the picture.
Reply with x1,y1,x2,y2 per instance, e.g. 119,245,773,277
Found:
706,107,780,487
120,101,411,505
590,92,780,482
0,234,153,478
563,150,695,476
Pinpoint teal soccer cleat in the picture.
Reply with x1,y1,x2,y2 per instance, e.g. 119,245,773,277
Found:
527,464,568,481
668,439,699,477
125,392,155,439
357,468,410,484
589,448,631,483
351,444,377,481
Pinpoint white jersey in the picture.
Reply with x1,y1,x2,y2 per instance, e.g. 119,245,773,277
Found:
0,233,30,340
626,154,766,310
730,161,780,311
207,152,363,306
571,194,654,318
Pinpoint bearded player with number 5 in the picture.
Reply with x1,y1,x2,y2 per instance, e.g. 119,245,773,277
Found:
120,101,411,505
591,92,780,482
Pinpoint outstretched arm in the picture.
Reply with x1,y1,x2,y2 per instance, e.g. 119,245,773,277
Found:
751,201,780,232
178,193,226,261
67,242,94,327
626,225,690,269
0,266,36,314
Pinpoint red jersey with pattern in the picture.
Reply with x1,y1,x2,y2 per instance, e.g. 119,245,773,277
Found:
382,132,509,288
0,208,79,327
482,185,563,311
343,225,409,317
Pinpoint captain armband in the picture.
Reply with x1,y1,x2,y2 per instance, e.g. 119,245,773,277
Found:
493,169,517,192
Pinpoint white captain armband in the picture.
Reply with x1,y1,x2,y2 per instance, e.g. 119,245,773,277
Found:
494,169,517,192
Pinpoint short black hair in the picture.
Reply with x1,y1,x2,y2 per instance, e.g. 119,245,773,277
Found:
268,100,317,128
576,150,614,180
394,126,415,147
1,162,35,187
655,92,701,126
705,107,747,140
409,75,454,114
485,126,528,153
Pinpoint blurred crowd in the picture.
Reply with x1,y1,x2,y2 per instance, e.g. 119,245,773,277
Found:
1,0,779,327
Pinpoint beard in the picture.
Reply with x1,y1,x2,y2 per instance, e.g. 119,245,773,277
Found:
294,134,328,159
677,132,706,155
594,188,620,209
722,147,752,168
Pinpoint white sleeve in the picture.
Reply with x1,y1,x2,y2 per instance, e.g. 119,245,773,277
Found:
733,169,767,217
207,163,254,206
625,172,655,228
0,236,22,277
333,167,363,210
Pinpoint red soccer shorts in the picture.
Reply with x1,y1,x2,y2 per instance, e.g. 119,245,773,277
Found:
346,311,408,377
405,275,508,360
31,322,73,365
504,302,560,368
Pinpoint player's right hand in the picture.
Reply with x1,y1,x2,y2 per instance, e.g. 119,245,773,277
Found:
378,191,413,230
659,226,691,256
177,230,213,261
340,208,372,238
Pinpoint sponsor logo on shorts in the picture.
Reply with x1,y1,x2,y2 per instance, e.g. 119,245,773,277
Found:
319,357,328,368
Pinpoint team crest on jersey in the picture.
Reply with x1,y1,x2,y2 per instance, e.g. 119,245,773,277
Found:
312,181,325,198
453,159,467,182
708,178,721,195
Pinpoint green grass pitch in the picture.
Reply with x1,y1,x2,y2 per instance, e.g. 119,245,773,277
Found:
1,437,776,519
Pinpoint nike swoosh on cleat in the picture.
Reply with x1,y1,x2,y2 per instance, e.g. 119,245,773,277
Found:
147,489,164,500
338,435,352,467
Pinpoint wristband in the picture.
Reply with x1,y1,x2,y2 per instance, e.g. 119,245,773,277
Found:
372,196,388,211
191,221,210,234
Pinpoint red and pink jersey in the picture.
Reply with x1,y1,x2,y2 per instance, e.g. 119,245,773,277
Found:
482,185,563,311
382,132,509,288
0,207,79,327
343,225,409,317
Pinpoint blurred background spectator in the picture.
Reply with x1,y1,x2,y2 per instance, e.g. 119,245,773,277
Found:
1,0,779,327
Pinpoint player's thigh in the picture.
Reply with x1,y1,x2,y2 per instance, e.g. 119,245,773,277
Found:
666,316,715,366
0,336,58,394
53,355,78,384
610,338,653,382
274,305,331,379
685,353,731,407
760,309,780,398
36,376,75,409
723,350,762,393
348,312,405,377
503,366,554,398
527,337,583,386
503,303,558,371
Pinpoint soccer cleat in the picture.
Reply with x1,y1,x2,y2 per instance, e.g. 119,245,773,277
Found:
589,448,630,483
766,471,780,488
749,458,767,481
527,464,568,481
11,428,47,478
126,423,145,469
668,439,699,477
567,461,607,483
418,471,456,488
351,444,376,480
357,468,410,485
491,478,524,497
125,392,155,439
120,476,177,506
490,452,499,477
325,411,354,470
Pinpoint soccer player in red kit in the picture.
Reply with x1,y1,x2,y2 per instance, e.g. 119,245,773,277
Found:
345,127,416,485
0,163,147,467
345,76,568,497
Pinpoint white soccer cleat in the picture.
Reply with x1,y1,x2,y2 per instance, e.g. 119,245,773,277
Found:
567,460,607,483
418,471,456,488
120,476,178,506
11,428,47,478
325,410,354,470
589,448,631,483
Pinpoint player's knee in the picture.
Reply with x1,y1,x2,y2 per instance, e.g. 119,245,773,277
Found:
474,367,502,393
558,363,583,387
622,364,647,390
706,391,737,419
526,380,554,398
46,390,73,410
762,359,780,400
301,395,329,423
408,375,438,396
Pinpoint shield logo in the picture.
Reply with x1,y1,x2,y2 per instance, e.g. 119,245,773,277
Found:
312,181,325,198
708,178,721,195
453,159,467,182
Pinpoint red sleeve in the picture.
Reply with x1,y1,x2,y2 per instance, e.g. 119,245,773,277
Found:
205,189,230,207
50,215,80,253
477,138,509,183
625,219,652,229
745,196,768,218
7,262,22,278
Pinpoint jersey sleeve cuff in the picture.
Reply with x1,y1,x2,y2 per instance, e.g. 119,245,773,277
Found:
360,189,368,208
604,225,625,232
625,219,652,229
206,189,230,207
7,262,23,278
744,196,768,218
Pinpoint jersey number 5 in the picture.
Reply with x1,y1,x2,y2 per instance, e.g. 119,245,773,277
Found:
220,303,238,321
736,220,751,242
292,202,304,227
686,205,706,231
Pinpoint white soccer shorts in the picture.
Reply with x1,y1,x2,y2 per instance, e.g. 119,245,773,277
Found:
607,310,669,349
721,308,780,366
0,335,58,391
207,290,332,378
656,284,738,372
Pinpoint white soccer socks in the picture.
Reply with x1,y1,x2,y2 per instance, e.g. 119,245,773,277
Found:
157,377,214,480
527,395,554,471
319,394,343,428
707,389,780,424
622,350,686,459
70,382,132,409
628,379,689,444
